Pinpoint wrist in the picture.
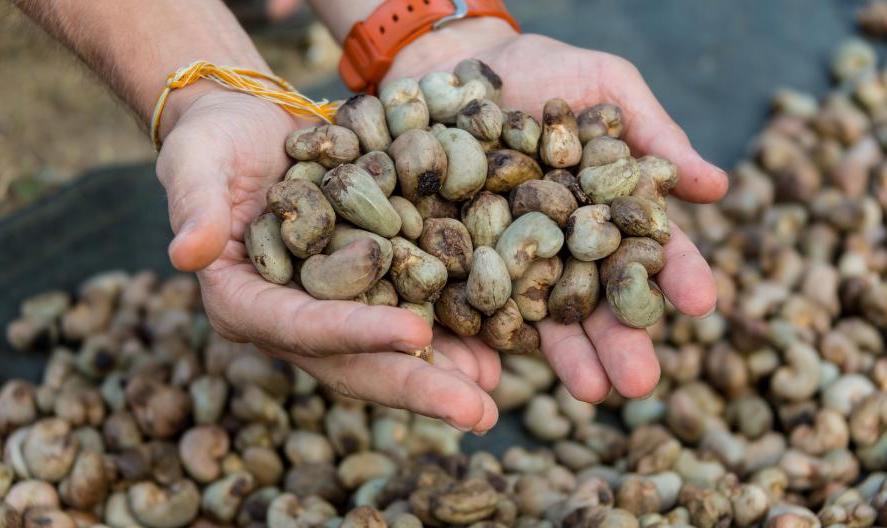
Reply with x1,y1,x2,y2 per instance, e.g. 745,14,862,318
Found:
383,16,518,84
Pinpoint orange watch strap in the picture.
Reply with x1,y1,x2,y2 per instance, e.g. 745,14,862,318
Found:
339,0,520,94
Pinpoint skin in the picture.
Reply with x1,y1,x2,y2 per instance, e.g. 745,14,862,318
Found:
17,3,724,434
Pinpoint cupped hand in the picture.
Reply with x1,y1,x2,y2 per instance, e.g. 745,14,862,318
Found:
155,89,500,433
386,27,729,403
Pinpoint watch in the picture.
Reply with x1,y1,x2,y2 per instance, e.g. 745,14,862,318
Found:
339,0,521,94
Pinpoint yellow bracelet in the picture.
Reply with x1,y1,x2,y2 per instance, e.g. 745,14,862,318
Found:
150,60,341,152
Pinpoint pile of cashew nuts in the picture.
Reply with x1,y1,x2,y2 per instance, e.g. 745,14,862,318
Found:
5,29,887,528
247,59,678,360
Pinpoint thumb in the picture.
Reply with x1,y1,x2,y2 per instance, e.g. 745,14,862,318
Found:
156,125,232,272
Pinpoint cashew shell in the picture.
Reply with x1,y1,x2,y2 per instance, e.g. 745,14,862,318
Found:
495,212,564,279
510,179,578,227
321,164,402,238
355,151,397,197
479,299,541,354
335,94,392,152
418,218,474,279
388,129,448,201
466,246,512,316
606,262,665,328
565,205,622,261
512,257,563,322
432,126,487,201
244,213,294,285
435,282,482,337
610,196,671,245
285,125,359,168
548,258,601,324
266,179,336,259
461,191,512,248
599,237,666,285
540,98,582,168
389,237,449,304
485,149,543,193
301,239,385,300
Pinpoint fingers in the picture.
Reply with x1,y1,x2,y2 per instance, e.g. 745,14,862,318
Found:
607,61,729,204
199,263,432,356
657,222,717,317
582,304,660,398
537,320,610,403
293,351,498,432
156,125,232,272
433,330,502,392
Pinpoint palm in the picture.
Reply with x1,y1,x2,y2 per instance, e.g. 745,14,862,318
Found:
389,34,727,401
157,91,500,433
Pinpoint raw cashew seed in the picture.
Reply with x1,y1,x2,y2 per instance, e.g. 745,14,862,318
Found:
579,148,639,204
399,301,434,328
600,237,666,285
388,129,448,201
577,103,625,142
510,179,578,227
454,58,503,103
355,151,397,197
325,224,393,281
432,126,487,201
301,239,386,300
479,299,541,354
540,98,582,168
321,164,402,238
548,258,601,324
544,168,590,205
501,110,542,157
245,213,294,285
419,71,487,123
335,94,392,153
418,218,474,279
495,212,564,279
461,191,512,247
389,196,424,240
364,279,399,307
457,99,504,142
285,161,326,186
413,193,460,220
466,246,512,316
23,418,78,482
379,78,430,137
266,179,336,259
610,196,671,245
512,257,563,322
285,125,359,169
127,480,200,528
434,282,482,337
565,205,622,261
632,156,679,208
485,149,544,192
606,262,665,328
389,237,449,303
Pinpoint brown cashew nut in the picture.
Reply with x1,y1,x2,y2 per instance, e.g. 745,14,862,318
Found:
388,129,449,201
284,161,326,186
610,196,671,245
485,150,544,193
285,125,360,169
362,279,399,306
379,78,430,137
479,299,541,354
633,156,679,208
461,191,512,248
454,58,503,103
544,168,590,205
201,471,256,523
512,257,564,322
548,258,601,324
335,94,392,153
495,212,564,279
606,261,665,328
501,110,542,157
419,71,487,123
301,239,386,300
466,246,512,316
266,178,336,259
578,138,639,204
434,282,482,337
245,213,294,284
127,480,200,528
432,126,488,202
321,164,402,238
58,449,109,510
389,237,449,304
23,418,79,482
324,224,393,282
389,196,424,240
565,205,622,261
457,99,504,142
509,180,578,228
540,98,582,168
355,151,398,197
599,237,666,285
413,193,460,220
577,103,625,142
178,425,229,483
418,218,474,279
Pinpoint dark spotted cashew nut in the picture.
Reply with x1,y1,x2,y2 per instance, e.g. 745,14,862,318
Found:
335,94,392,153
509,179,578,228
485,149,543,193
285,125,360,169
300,239,386,300
548,258,601,324
606,261,665,328
540,98,582,168
565,205,622,261
379,78,430,138
388,129,449,201
461,191,512,248
388,237,449,304
435,282,482,337
465,246,512,316
266,178,336,259
418,218,474,279
244,213,294,285
511,256,564,322
577,103,625,143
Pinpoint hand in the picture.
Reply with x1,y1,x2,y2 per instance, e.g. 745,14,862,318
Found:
156,88,500,433
386,19,729,402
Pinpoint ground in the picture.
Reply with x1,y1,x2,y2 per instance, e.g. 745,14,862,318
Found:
0,3,339,215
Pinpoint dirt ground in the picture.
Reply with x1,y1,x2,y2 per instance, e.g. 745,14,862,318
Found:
0,3,340,215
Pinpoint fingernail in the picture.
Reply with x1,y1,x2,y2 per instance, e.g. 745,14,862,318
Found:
447,422,472,433
472,429,489,437
175,219,198,238
695,304,718,320
393,340,427,354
